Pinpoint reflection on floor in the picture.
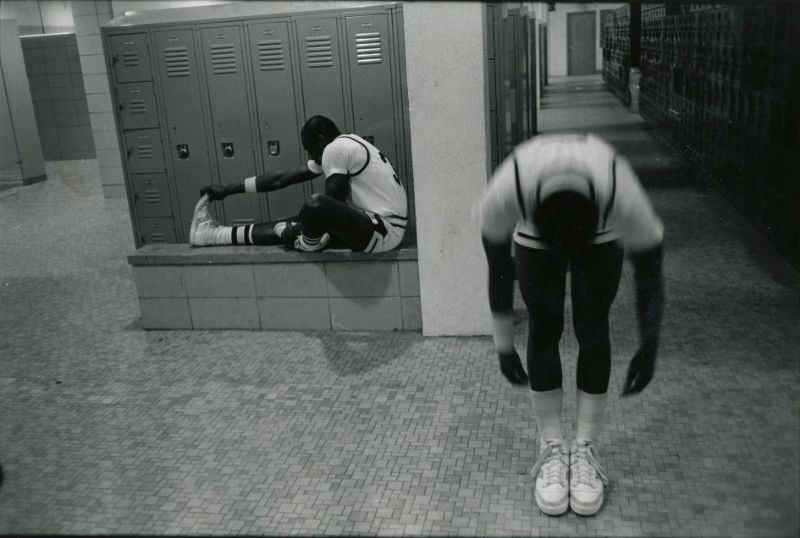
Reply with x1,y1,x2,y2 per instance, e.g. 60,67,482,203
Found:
1,75,798,536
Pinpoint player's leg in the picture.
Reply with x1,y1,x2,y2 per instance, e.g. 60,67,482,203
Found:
515,244,569,516
295,193,375,252
189,194,298,247
568,240,624,516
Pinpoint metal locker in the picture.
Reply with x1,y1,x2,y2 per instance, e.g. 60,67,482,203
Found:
247,20,305,221
137,217,177,243
132,173,172,218
152,28,215,241
124,128,165,174
295,17,347,195
109,34,152,83
345,14,398,166
116,82,158,130
200,25,260,226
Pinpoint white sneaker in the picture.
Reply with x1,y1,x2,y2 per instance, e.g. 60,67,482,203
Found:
530,440,569,516
294,232,330,252
569,440,609,516
189,195,228,246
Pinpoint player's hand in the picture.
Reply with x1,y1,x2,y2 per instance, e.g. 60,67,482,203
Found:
200,184,229,201
498,350,528,386
621,344,656,396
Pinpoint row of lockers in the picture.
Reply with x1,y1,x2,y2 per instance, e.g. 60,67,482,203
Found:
103,4,410,246
601,5,631,105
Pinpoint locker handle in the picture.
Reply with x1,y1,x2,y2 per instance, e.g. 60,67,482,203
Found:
268,140,280,156
177,144,190,160
221,142,234,158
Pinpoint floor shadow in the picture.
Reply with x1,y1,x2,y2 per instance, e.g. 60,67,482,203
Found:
317,330,419,377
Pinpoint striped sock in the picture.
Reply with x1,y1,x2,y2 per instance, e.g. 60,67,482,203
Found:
231,224,254,245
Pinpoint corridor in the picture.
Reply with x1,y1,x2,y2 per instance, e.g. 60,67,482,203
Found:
1,75,798,537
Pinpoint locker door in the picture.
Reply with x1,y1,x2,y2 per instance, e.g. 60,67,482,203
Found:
124,129,165,174
116,82,158,130
345,14,398,170
132,173,172,217
201,25,260,226
295,17,347,195
153,29,216,241
109,34,151,83
248,20,304,221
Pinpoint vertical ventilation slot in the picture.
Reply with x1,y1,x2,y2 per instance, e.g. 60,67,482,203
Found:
355,32,382,64
210,43,238,74
257,39,285,71
164,47,190,77
305,35,333,68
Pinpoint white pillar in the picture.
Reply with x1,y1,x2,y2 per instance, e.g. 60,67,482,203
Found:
403,2,491,336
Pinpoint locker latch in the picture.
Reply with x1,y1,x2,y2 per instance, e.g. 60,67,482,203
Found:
268,140,280,156
177,144,190,159
221,142,234,158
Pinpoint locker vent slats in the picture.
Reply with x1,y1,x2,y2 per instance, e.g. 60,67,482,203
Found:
122,51,141,68
164,47,190,77
355,32,382,64
210,44,238,74
257,39,285,71
129,99,147,115
305,35,333,67
137,144,154,159
144,189,161,203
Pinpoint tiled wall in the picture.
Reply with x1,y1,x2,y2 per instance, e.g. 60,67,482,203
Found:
21,34,96,161
130,251,422,332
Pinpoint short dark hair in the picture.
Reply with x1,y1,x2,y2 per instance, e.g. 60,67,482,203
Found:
534,190,598,252
301,115,341,145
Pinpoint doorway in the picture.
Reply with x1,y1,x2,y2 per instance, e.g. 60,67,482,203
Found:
567,11,596,76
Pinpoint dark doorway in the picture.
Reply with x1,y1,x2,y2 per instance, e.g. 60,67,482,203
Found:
567,11,596,75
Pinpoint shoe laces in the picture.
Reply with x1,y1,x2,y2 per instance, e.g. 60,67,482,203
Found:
530,442,567,487
571,442,608,487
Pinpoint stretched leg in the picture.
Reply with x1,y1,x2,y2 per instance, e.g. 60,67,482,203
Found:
189,195,300,247
296,193,378,251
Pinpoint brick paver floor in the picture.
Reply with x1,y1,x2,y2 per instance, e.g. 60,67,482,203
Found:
1,75,798,537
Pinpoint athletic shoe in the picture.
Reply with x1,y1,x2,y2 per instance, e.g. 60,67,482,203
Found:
530,440,569,516
189,195,227,246
294,232,330,252
569,439,609,516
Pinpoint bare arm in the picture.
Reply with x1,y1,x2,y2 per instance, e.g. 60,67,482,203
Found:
200,166,320,200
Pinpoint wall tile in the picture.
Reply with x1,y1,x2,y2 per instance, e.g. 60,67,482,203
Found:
139,297,192,329
134,266,187,298
84,74,110,95
329,297,403,331
101,183,127,199
80,54,107,75
325,262,400,297
86,93,113,113
190,298,259,329
89,111,115,131
73,14,100,36
398,260,420,296
258,297,331,330
184,265,255,298
253,263,328,297
401,297,422,331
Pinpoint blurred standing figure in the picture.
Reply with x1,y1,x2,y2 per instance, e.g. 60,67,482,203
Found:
478,133,665,516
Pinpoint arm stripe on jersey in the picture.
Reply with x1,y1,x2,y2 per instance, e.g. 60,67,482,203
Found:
513,153,526,220
603,156,617,228
337,135,371,177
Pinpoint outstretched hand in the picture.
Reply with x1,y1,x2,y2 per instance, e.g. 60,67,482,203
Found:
498,350,528,386
621,345,656,396
200,184,229,201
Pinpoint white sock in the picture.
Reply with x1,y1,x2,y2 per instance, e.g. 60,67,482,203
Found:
491,312,514,354
531,388,564,450
232,224,254,245
575,390,607,445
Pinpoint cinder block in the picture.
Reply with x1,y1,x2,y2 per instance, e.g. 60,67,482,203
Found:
80,54,107,75
253,263,327,297
258,297,331,330
77,34,103,56
398,261,420,296
99,165,125,185
89,111,116,132
73,14,100,36
139,298,191,329
100,183,126,199
184,265,255,298
84,75,110,96
329,297,403,331
86,93,113,113
190,298,259,329
325,262,400,297
133,266,186,298
401,297,422,331
97,148,121,168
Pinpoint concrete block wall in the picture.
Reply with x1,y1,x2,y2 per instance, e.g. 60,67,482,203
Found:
21,33,96,161
129,246,421,331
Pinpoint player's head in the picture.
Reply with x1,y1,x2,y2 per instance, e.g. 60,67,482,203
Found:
534,189,598,253
301,115,341,164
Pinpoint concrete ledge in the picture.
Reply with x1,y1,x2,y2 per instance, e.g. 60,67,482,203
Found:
128,244,421,331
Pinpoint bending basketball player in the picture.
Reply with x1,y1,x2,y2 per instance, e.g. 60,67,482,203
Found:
478,133,665,517
189,115,408,253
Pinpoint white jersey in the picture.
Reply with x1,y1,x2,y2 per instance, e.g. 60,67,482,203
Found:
479,133,663,251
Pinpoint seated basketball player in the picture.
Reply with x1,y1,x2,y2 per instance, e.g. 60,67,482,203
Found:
479,133,665,517
189,115,408,253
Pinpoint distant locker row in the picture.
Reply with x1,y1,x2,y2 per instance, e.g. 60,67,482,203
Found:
102,4,410,246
